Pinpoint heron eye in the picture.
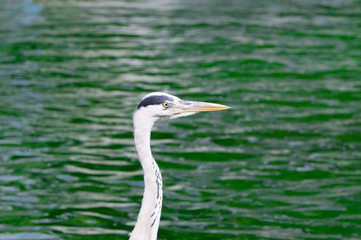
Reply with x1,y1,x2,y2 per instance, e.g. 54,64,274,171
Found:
162,102,170,108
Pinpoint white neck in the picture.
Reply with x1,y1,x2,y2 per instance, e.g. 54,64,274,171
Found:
130,111,163,240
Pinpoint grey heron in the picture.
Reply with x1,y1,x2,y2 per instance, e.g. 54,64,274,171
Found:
130,92,229,240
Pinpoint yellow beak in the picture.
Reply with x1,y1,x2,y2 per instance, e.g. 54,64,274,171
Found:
179,100,230,112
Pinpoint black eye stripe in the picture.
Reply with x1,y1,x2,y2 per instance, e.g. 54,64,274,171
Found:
137,95,174,109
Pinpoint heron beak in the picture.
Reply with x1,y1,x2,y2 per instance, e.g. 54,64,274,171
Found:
178,100,230,112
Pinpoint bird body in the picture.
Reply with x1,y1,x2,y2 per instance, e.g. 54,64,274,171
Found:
130,92,229,240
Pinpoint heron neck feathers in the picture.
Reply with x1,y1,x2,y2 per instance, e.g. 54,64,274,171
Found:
130,111,163,240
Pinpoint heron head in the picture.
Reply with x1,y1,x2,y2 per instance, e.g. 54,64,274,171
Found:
134,92,230,122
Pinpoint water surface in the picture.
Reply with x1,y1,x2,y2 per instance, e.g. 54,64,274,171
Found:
1,0,361,239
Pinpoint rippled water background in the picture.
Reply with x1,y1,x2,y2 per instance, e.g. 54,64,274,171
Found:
1,0,361,239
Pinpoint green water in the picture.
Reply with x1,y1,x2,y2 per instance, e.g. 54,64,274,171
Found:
1,0,361,239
